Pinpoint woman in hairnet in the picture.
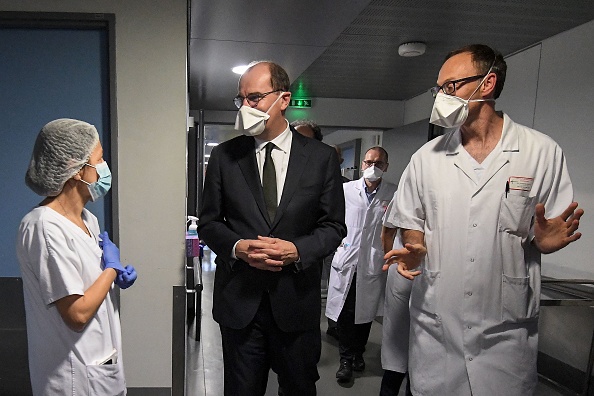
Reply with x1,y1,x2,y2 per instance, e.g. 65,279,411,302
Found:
16,118,137,396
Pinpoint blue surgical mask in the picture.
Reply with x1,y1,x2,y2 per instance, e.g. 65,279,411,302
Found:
81,161,112,201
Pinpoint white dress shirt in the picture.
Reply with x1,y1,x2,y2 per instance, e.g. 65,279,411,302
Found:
254,120,292,204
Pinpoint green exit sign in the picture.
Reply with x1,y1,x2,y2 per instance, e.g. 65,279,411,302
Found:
290,98,311,108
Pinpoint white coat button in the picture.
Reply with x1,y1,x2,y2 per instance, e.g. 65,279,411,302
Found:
467,291,472,296
473,223,477,227
470,258,475,262
467,325,472,329
469,357,473,361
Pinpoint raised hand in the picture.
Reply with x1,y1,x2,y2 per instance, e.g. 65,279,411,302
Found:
534,202,583,254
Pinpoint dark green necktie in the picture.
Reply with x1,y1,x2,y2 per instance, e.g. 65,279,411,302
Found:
263,142,277,222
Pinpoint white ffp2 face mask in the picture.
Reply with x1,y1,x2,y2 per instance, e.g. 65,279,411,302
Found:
363,166,383,182
429,69,495,129
234,92,284,136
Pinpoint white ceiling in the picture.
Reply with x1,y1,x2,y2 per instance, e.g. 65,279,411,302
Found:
189,0,594,111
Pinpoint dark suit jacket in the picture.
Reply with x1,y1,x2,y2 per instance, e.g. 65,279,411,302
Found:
198,128,346,332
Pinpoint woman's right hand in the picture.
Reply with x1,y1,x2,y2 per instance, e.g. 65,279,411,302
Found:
99,231,125,274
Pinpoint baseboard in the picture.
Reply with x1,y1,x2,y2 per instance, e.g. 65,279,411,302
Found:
127,387,171,396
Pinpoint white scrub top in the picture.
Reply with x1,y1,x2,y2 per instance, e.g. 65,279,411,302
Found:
393,114,573,396
17,206,126,396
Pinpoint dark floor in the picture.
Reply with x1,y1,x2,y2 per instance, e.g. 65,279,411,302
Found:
187,247,572,396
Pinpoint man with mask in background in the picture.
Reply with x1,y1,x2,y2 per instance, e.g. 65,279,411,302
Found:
384,44,584,395
326,146,397,383
198,61,346,396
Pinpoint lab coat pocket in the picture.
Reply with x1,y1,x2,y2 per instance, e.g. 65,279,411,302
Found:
86,363,126,396
498,194,536,238
411,269,440,316
501,274,537,322
331,243,356,272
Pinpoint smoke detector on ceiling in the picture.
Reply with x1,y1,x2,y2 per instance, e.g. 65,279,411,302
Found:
398,42,426,57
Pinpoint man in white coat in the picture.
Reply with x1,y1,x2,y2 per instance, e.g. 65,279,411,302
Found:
385,44,584,395
379,200,412,396
326,146,397,383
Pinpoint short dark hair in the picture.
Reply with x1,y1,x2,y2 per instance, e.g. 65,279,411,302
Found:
290,119,323,141
365,146,389,163
246,60,290,92
445,44,507,99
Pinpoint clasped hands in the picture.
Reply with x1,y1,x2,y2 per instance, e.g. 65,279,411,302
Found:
235,236,299,272
99,231,138,289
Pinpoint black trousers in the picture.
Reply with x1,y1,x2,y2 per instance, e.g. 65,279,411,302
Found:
337,272,373,361
220,294,321,396
380,370,413,396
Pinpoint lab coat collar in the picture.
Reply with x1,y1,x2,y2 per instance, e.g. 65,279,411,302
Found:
354,176,381,191
444,112,518,155
362,177,381,194
500,113,520,152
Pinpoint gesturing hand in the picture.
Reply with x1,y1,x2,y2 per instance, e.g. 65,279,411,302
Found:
383,243,427,280
534,201,583,254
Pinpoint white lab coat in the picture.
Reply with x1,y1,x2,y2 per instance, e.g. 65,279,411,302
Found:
393,114,573,396
326,177,397,323
17,206,126,396
381,205,412,373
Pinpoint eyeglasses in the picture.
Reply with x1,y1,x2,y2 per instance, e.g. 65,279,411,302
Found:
233,89,281,109
430,74,485,98
362,160,386,168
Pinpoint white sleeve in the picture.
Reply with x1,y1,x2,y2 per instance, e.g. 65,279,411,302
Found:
393,160,426,232
382,197,397,228
39,220,85,304
542,144,574,218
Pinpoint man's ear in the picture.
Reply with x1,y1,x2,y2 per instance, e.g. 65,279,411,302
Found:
482,73,497,98
280,92,291,111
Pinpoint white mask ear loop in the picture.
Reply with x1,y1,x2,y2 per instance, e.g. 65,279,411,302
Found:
467,61,495,102
265,92,285,114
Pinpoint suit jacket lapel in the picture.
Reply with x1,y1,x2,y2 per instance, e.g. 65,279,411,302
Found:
236,136,270,224
272,130,309,228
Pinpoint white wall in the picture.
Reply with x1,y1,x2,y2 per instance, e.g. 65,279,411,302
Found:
532,20,594,280
496,44,541,128
381,119,430,186
403,91,434,125
0,1,188,390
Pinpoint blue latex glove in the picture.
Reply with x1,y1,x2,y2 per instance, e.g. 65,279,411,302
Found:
115,265,137,289
99,231,125,274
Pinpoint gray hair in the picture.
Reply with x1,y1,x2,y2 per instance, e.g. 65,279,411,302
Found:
290,119,323,141
25,118,99,196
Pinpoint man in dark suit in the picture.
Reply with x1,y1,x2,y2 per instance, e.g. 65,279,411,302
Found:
198,61,346,396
